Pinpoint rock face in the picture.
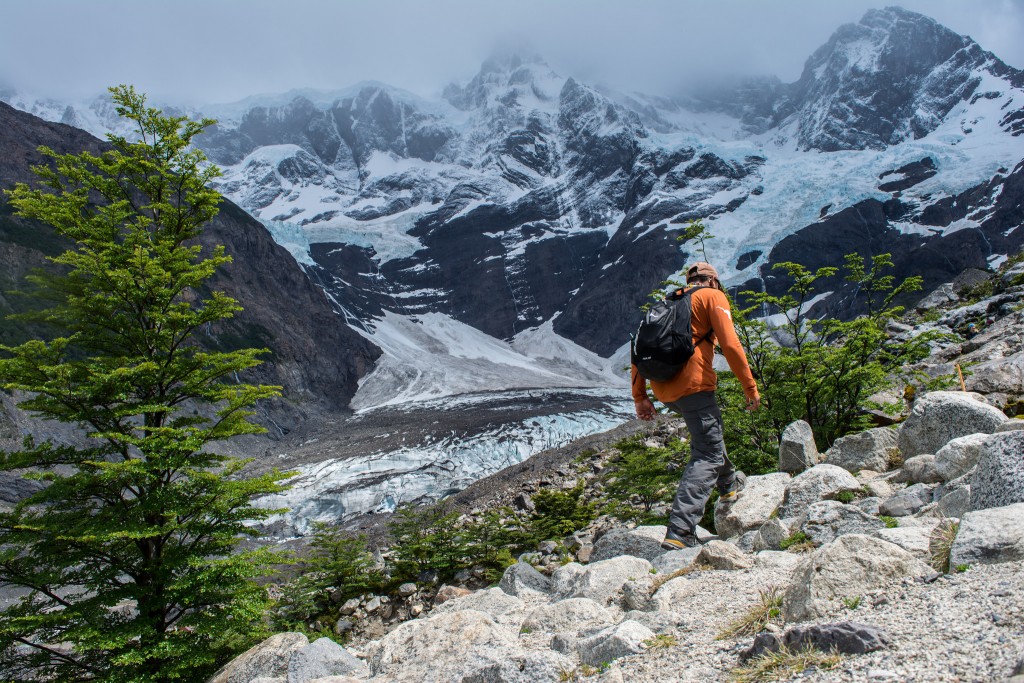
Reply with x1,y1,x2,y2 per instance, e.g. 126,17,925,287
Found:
970,431,1024,510
715,472,790,539
824,427,899,473
779,420,819,473
784,534,933,621
897,391,1007,458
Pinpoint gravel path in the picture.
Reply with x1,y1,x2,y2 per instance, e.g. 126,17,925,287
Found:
610,559,1024,683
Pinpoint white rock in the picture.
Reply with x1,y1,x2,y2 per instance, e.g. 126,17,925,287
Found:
970,431,1024,511
825,427,899,473
288,638,367,683
779,420,820,473
521,598,614,635
902,454,943,484
651,546,702,574
934,433,990,482
498,561,552,597
714,472,790,539
799,500,886,546
210,632,309,683
897,391,1007,458
777,465,862,520
754,551,804,572
576,620,655,667
430,588,527,628
950,503,1024,567
591,525,666,562
550,556,653,607
870,525,935,562
366,609,570,683
696,540,753,570
783,534,933,621
753,518,792,552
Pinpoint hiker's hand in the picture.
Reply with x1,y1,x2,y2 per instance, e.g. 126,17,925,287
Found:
746,395,761,411
635,397,656,421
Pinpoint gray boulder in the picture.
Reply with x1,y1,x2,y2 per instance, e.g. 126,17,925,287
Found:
970,431,1024,511
590,525,665,562
950,503,1024,567
651,546,701,574
430,588,526,627
499,561,552,597
934,433,990,482
742,621,892,661
854,497,882,516
777,465,862,520
696,540,753,570
550,556,653,607
996,420,1024,433
210,632,309,683
366,609,570,682
902,454,943,484
287,638,366,683
870,525,935,562
799,500,886,547
879,484,936,517
577,621,655,667
783,535,933,621
897,391,1007,458
714,472,790,539
753,518,792,552
824,427,899,473
521,598,614,636
779,420,819,473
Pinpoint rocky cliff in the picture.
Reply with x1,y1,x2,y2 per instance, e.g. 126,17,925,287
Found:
0,101,380,442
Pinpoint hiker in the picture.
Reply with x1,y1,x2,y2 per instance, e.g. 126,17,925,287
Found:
631,262,761,550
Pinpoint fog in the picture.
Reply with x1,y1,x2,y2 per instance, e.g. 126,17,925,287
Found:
2,0,1023,105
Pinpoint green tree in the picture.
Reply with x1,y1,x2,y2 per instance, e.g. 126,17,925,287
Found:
0,86,289,682
529,482,596,541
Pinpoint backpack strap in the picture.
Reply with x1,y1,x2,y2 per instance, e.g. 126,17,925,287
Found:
678,285,714,348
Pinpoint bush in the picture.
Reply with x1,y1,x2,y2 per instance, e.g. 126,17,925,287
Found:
273,525,383,630
530,482,597,541
720,253,934,469
602,436,686,522
387,504,472,582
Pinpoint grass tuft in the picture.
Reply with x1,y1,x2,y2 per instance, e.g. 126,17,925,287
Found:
730,644,842,683
717,586,784,640
929,518,960,573
779,531,814,553
643,633,678,650
650,562,712,591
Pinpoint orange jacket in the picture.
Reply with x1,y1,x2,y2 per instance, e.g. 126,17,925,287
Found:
631,286,759,404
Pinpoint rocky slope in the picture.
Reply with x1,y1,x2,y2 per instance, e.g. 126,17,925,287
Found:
211,387,1024,682
210,263,1024,682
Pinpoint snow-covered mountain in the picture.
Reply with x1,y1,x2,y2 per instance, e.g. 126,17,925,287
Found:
5,6,1024,523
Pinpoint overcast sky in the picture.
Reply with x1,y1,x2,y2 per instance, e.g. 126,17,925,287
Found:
2,0,1023,106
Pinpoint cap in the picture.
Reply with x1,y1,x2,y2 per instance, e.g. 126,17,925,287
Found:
686,262,720,282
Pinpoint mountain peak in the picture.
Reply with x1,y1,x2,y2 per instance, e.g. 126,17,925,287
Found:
443,52,564,111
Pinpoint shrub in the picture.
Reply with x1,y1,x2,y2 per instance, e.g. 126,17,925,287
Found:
602,435,686,522
530,481,597,541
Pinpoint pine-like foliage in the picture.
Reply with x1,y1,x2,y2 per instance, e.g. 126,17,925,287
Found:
0,86,290,682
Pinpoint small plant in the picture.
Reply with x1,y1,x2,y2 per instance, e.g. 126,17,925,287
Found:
880,516,899,529
730,644,842,682
643,634,679,650
842,595,862,610
717,586,784,639
955,563,970,573
929,518,961,573
834,490,857,504
649,567,658,574
886,447,904,470
779,531,814,553
520,626,532,634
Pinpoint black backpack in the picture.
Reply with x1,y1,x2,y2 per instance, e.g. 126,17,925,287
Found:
630,286,711,382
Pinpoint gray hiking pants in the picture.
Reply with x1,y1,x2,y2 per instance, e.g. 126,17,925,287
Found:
664,391,737,534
